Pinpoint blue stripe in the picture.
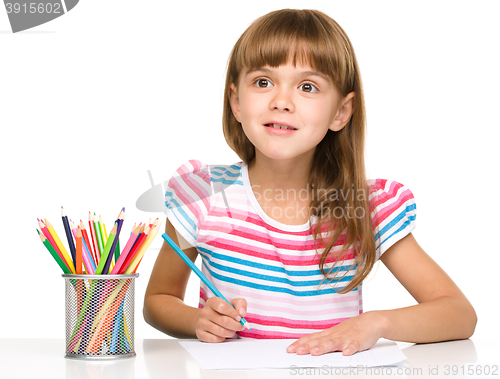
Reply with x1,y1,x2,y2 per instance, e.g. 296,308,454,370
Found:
375,204,416,247
211,177,244,186
202,259,356,296
211,167,241,178
377,215,416,251
165,194,197,241
199,250,354,287
198,246,353,277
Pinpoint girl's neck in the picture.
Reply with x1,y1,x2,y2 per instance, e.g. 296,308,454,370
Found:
247,151,313,193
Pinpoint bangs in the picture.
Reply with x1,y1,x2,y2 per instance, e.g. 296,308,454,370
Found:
230,9,354,93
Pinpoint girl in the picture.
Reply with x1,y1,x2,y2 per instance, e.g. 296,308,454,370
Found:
144,9,476,356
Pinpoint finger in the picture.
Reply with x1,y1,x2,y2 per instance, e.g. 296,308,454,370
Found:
199,314,240,339
342,341,360,356
196,329,226,343
286,331,325,353
199,304,242,335
210,298,241,322
230,298,248,317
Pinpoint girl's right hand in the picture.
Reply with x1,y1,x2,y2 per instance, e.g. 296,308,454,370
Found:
195,297,248,342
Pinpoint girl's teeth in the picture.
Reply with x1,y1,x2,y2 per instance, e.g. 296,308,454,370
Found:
272,124,293,130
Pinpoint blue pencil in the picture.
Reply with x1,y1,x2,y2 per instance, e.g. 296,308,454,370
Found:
161,233,252,331
61,206,76,264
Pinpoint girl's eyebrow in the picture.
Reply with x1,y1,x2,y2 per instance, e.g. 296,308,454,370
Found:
245,67,329,82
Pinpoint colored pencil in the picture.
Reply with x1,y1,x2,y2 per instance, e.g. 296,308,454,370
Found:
88,212,99,263
45,218,75,274
95,223,117,275
94,212,104,258
38,219,70,270
86,280,130,352
102,209,124,275
71,222,95,274
61,207,77,265
79,221,96,266
38,230,72,274
99,215,107,245
75,227,83,274
111,224,140,274
118,224,149,274
161,232,252,330
125,222,161,274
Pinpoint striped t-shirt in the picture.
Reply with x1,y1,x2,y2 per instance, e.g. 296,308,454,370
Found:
165,160,417,339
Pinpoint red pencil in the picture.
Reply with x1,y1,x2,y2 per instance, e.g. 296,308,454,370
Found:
118,224,150,274
80,220,96,267
75,226,83,274
88,212,99,263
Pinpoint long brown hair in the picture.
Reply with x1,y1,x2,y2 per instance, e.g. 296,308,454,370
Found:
223,9,376,294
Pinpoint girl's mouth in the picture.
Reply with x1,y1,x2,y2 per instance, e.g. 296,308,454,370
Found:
264,123,297,130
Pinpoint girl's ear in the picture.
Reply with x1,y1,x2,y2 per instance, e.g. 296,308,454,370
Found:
330,92,355,132
229,83,241,123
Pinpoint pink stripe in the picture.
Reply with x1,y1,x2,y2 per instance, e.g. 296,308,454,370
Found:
203,221,355,258
171,161,211,220
238,329,307,339
169,176,205,224
370,181,414,229
245,313,349,329
200,284,360,308
375,190,413,226
207,209,315,236
239,330,305,339
203,239,355,265
248,302,360,316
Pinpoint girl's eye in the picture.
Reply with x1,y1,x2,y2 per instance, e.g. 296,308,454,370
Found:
255,79,273,88
299,83,318,93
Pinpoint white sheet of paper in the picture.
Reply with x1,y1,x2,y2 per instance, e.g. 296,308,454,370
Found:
179,339,407,370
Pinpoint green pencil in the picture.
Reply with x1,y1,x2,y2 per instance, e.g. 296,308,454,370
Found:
95,223,117,274
94,213,104,258
38,229,72,274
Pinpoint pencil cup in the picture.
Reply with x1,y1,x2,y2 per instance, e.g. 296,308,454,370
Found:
63,274,139,360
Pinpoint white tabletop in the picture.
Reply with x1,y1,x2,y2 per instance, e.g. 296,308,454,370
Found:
0,338,498,378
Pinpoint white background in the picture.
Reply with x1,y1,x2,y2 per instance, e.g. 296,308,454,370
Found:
1,0,499,341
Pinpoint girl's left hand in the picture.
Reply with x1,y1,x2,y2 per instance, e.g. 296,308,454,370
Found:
286,311,386,356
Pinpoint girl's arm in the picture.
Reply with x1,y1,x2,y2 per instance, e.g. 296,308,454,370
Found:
143,219,247,340
376,232,477,342
143,219,202,338
286,233,477,356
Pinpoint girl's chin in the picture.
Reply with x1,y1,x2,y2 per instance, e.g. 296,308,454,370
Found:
255,147,313,162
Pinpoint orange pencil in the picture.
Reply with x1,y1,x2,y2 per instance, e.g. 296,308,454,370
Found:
75,227,83,274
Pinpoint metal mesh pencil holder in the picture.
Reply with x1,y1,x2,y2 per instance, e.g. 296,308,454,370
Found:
63,274,139,360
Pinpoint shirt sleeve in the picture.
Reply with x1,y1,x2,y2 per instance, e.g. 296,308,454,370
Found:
164,160,213,247
368,179,417,259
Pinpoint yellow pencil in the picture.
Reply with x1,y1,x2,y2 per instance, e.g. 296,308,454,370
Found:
45,218,75,274
124,223,161,274
100,215,107,245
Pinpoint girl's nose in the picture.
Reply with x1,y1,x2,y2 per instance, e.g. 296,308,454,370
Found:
270,90,295,112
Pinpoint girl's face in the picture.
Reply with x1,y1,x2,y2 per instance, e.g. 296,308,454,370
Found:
229,62,355,164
